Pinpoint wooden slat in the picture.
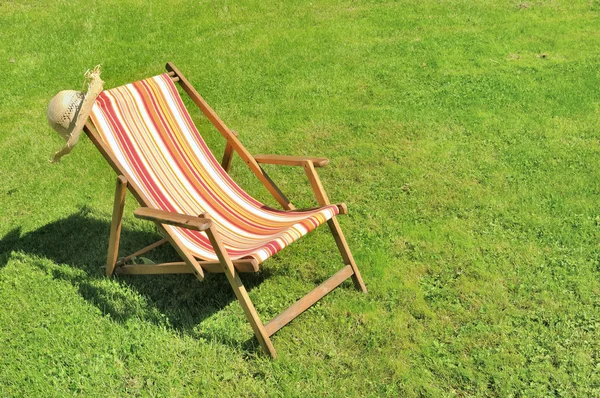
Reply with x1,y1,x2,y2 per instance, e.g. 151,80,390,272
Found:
106,175,128,276
134,207,212,232
114,259,259,274
264,265,353,337
254,154,329,167
116,262,192,275
115,238,168,267
165,62,295,211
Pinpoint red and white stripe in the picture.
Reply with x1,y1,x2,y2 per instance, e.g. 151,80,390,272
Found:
90,74,339,263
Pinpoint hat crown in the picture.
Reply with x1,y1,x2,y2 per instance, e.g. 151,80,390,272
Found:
47,90,85,139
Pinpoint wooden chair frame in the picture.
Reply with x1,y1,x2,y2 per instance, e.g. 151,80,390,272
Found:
83,62,367,358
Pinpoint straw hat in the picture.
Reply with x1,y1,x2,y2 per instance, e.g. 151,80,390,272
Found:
47,66,104,163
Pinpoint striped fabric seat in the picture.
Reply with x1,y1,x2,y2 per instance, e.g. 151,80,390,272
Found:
90,74,339,264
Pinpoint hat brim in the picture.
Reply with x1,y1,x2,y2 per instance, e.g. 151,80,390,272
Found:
51,71,103,163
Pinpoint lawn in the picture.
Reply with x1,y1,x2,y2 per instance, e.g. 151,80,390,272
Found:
1,0,599,396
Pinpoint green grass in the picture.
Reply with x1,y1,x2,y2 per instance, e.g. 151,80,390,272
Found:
1,0,599,396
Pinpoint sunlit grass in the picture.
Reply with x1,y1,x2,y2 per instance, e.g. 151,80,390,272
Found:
1,0,599,396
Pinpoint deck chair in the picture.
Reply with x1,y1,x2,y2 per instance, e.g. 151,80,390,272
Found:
83,62,367,358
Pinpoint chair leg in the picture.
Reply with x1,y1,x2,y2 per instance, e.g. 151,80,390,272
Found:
106,175,128,276
229,271,278,358
327,217,368,293
205,225,278,358
301,160,367,293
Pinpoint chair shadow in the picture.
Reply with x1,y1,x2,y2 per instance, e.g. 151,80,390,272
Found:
0,207,269,350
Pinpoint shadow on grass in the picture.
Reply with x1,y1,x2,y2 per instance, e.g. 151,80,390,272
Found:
0,207,269,351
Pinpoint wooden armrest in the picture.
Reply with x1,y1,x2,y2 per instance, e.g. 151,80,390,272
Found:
134,207,212,231
253,154,329,167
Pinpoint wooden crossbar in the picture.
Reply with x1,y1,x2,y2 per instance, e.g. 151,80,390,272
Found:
115,238,168,267
115,259,259,275
264,265,354,337
116,262,191,275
